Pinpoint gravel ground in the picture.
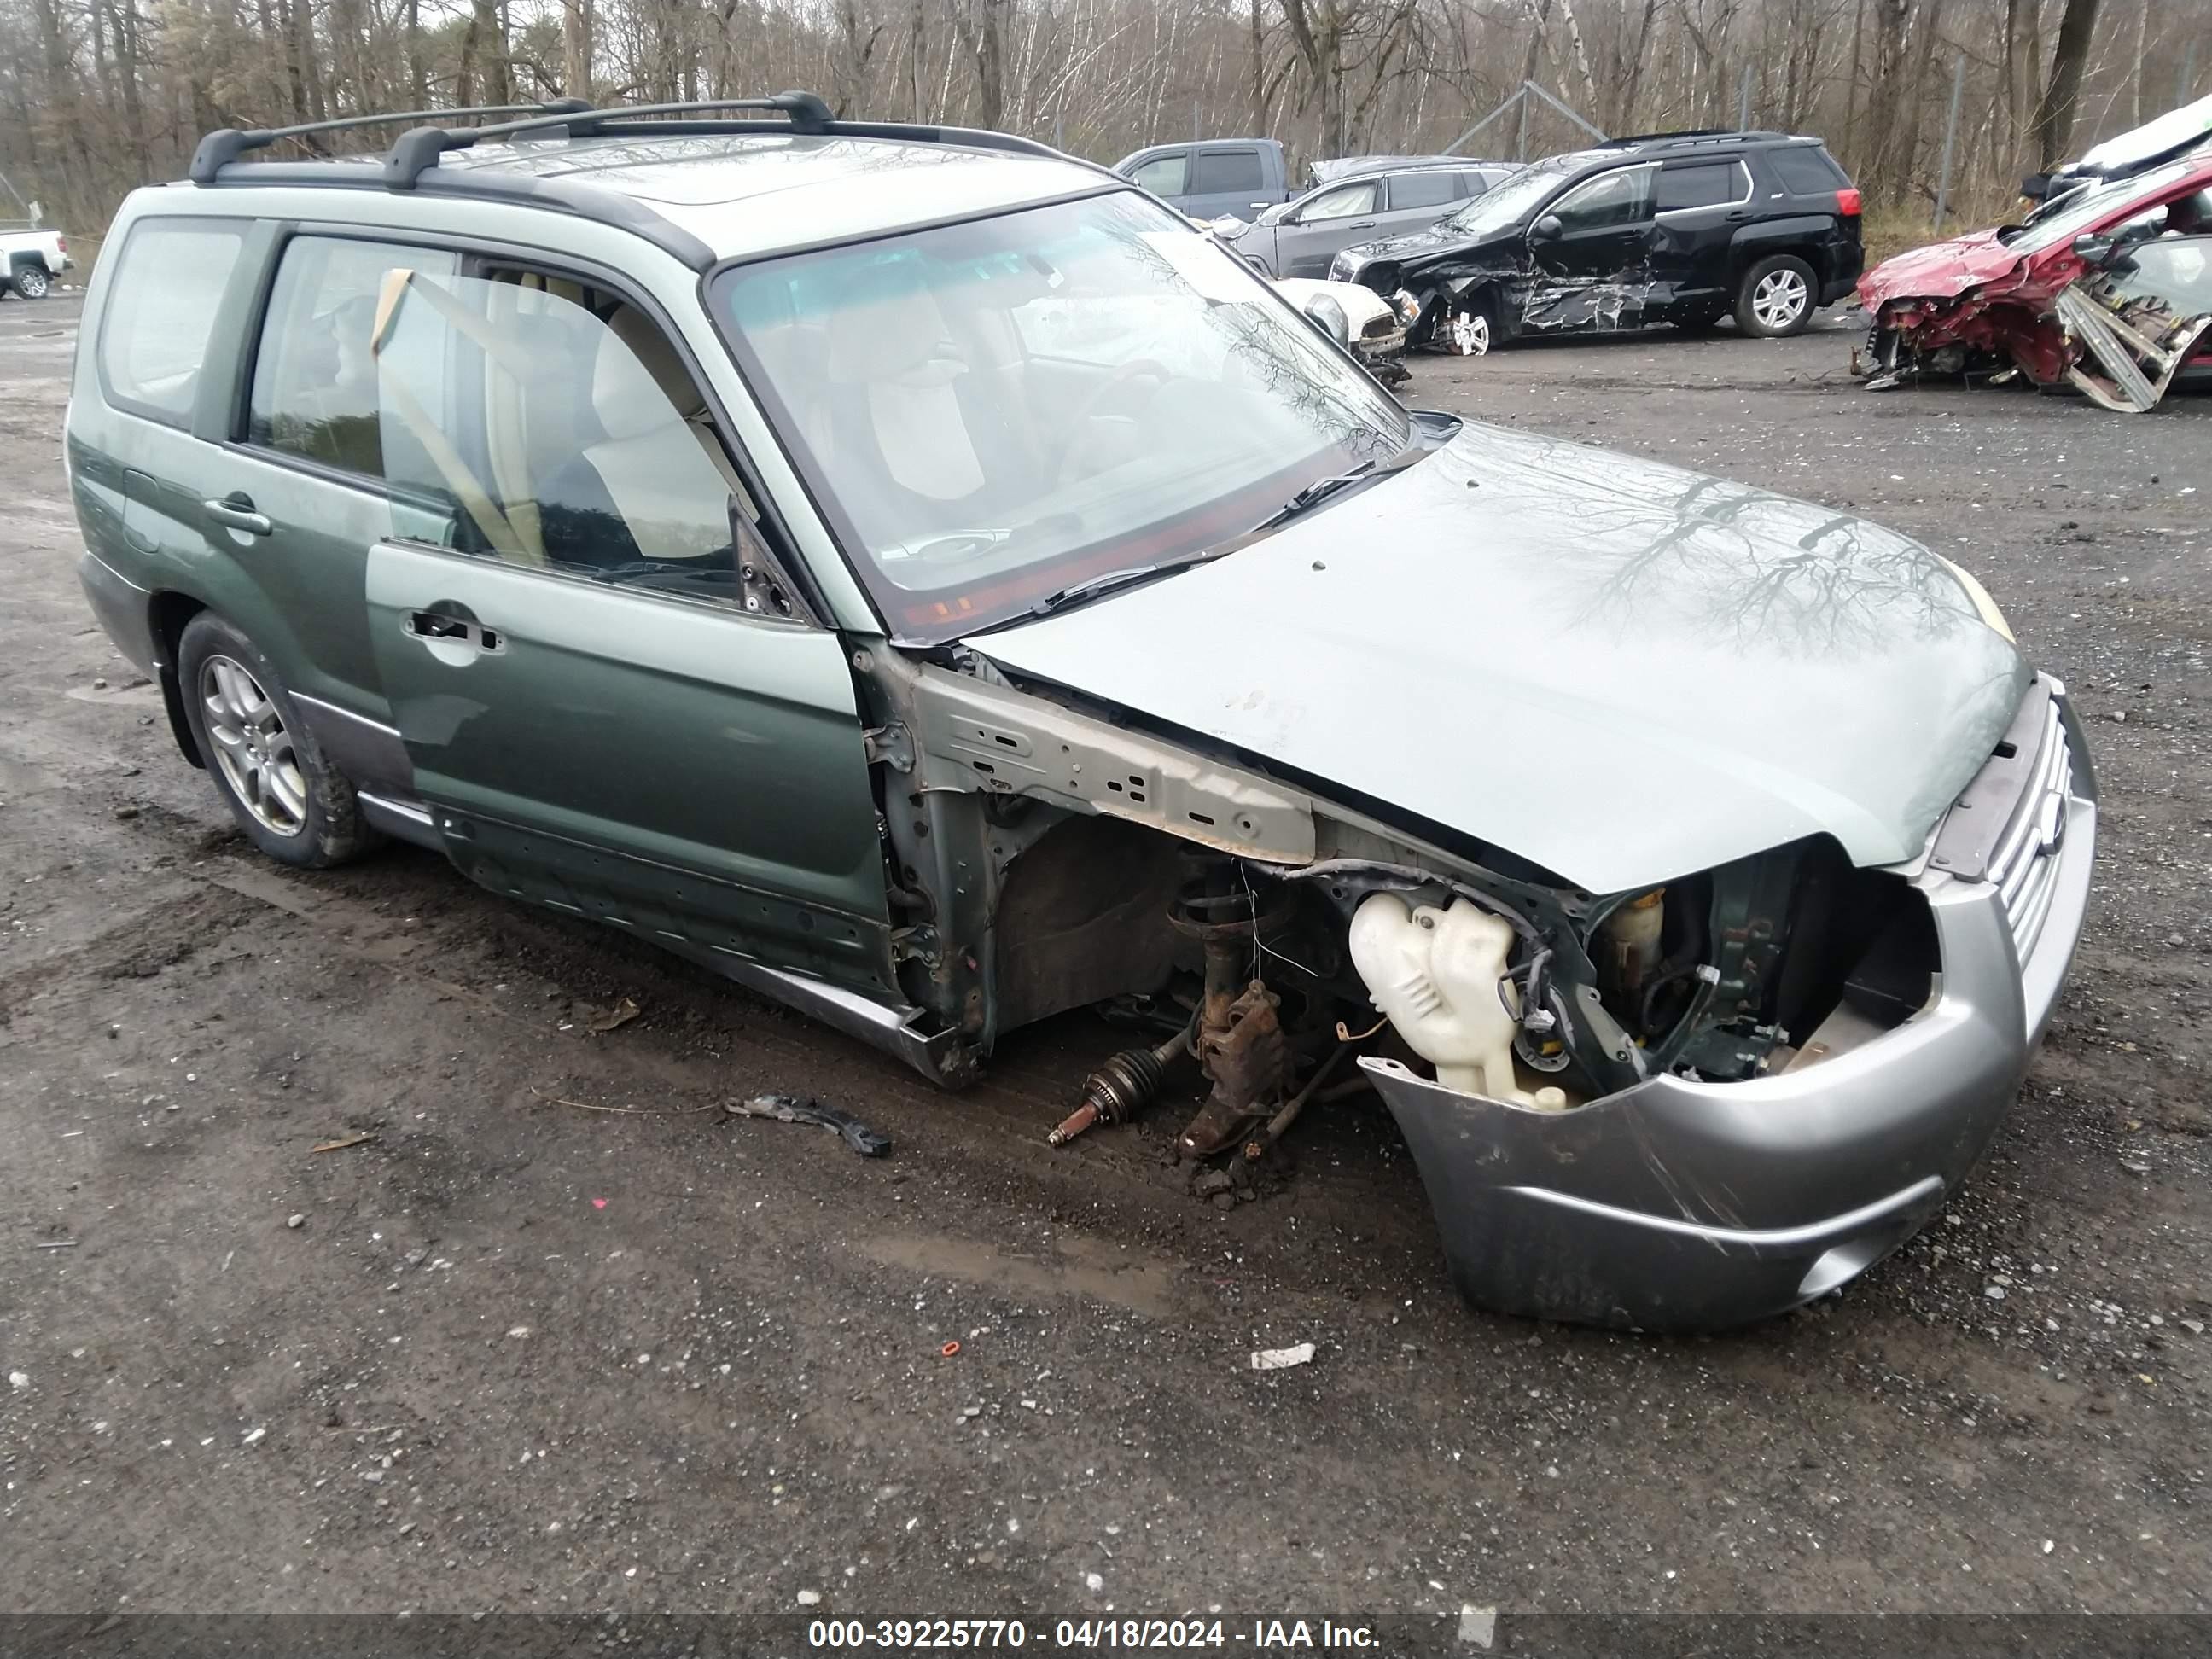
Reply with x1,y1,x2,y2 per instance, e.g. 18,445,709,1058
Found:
2,290,2207,1626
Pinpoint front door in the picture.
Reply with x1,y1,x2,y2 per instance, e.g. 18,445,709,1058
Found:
360,262,897,996
205,230,465,790
1525,162,1661,334
1274,179,1383,278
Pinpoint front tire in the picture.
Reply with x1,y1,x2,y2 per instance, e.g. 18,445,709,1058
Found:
10,261,50,300
1446,294,1494,356
177,613,378,868
1734,254,1816,338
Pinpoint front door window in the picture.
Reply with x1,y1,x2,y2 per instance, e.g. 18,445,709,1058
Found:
1550,166,1657,232
369,270,781,612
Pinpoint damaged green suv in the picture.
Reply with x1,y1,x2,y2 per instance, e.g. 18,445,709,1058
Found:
70,95,2094,1331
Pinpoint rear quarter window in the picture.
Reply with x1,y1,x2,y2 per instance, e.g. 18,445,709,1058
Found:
1768,146,1850,195
96,218,247,426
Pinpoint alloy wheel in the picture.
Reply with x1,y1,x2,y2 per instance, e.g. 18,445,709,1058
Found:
199,655,307,837
1751,268,1808,331
1452,310,1491,356
13,264,49,299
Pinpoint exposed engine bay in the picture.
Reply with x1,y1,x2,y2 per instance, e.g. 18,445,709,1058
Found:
853,641,1941,1168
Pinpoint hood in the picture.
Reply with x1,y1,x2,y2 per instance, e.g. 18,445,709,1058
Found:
1858,228,2018,306
1346,220,1495,270
963,426,2027,894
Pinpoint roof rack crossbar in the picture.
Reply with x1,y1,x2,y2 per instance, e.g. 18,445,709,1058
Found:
383,91,836,189
190,101,591,185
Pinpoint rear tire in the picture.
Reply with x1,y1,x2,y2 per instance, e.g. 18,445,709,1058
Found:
177,613,379,869
1734,254,1816,338
10,261,50,300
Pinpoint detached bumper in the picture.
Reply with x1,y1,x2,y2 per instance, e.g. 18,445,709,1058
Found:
1367,682,2097,1332
1353,323,1409,363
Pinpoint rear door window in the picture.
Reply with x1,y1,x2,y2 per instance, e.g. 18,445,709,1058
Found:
247,235,461,482
1191,149,1265,195
1388,172,1461,212
96,218,246,425
1657,161,1749,212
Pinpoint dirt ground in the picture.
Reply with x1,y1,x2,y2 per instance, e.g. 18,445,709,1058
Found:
3,288,2208,1627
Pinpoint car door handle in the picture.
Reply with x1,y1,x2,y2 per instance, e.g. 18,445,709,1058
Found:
202,494,272,537
404,611,504,660
1347,220,1377,229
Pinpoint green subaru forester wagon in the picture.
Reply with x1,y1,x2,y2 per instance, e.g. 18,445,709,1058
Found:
69,95,2095,1331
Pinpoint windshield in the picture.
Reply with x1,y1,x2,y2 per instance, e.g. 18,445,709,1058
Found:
1437,157,1579,239
2005,160,2194,251
713,191,1410,641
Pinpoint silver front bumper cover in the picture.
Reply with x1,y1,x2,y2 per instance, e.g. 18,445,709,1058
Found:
1365,686,2098,1332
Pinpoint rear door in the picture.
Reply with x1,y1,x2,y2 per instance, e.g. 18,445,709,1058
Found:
1527,162,1660,332
1381,169,1467,234
359,259,897,995
1186,148,1272,223
1272,178,1382,277
200,230,464,794
1649,157,1753,317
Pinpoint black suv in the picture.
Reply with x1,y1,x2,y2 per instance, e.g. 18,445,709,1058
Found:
1329,130,1864,353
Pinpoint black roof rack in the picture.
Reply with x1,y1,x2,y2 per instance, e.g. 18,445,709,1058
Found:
1592,127,1790,150
188,91,1075,193
381,95,1071,189
383,93,834,188
189,101,591,185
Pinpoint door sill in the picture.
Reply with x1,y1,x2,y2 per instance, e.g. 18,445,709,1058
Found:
357,792,442,851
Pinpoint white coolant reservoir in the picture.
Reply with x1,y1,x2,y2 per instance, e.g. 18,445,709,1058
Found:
1348,894,1569,1110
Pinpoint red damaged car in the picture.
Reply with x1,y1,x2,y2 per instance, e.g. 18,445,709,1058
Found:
1857,153,2212,410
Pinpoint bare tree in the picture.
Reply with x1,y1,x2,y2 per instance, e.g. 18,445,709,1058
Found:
6,0,2205,236
2029,0,2104,167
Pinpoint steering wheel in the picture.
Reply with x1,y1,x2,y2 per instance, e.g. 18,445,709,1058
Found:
1057,358,1173,477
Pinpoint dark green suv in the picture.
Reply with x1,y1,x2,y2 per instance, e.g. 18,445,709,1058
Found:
70,96,2093,1332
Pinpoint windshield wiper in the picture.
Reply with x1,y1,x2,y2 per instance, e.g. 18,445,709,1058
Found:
1008,444,1431,624
1024,562,1185,619
1245,444,1426,537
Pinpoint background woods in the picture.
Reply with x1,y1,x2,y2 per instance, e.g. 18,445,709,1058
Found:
3,0,2207,235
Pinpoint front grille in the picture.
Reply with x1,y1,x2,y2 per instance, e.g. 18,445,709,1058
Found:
1985,696,2075,964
